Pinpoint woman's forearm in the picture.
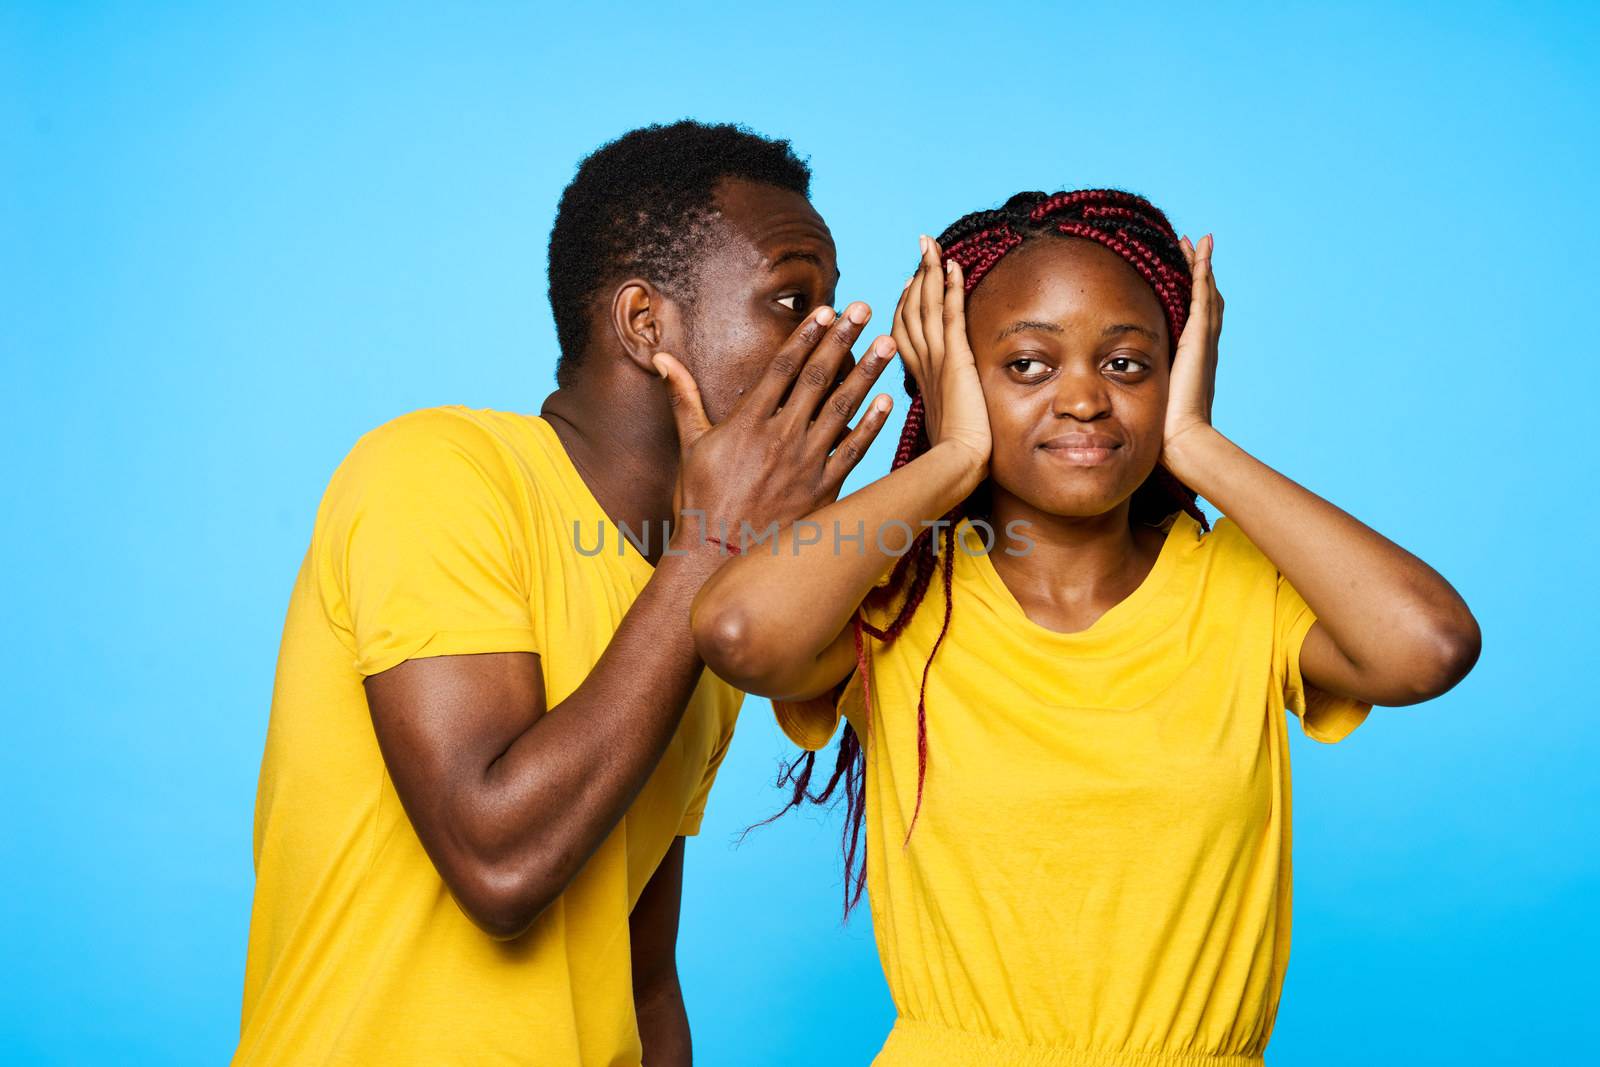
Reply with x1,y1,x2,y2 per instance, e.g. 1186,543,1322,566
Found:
692,440,986,695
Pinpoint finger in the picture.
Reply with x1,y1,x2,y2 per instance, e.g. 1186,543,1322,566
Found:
902,252,929,363
651,353,712,449
823,393,895,487
810,333,896,445
1190,236,1214,327
1205,237,1224,345
941,257,968,356
778,300,871,430
918,236,946,365
891,280,924,396
742,304,837,417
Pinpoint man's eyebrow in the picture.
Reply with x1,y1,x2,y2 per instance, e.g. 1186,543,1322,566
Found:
769,249,824,270
996,320,1063,341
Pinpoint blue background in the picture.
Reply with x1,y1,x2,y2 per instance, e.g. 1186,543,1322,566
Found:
4,3,1596,1064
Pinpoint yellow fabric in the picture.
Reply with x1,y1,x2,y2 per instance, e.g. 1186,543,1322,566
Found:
237,406,742,1067
776,512,1372,1067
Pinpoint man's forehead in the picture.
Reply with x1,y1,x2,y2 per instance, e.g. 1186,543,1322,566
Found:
712,179,836,266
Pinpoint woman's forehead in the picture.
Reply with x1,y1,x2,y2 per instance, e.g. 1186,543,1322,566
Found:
967,237,1167,338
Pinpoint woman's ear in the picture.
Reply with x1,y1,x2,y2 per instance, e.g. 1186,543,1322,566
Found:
609,279,684,376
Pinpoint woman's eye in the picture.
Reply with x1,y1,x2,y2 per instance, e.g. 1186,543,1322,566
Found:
1107,356,1147,374
776,294,807,313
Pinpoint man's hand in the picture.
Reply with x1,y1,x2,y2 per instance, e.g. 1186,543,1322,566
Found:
651,299,896,551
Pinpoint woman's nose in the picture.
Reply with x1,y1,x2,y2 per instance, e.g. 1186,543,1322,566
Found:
1051,367,1111,420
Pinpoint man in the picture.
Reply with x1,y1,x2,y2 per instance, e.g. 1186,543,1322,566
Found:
234,120,896,1065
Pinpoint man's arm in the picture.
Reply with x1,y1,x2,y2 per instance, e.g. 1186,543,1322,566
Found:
361,304,895,942
364,545,722,941
631,837,690,1066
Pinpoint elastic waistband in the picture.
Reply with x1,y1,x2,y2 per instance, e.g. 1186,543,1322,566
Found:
875,1018,1265,1067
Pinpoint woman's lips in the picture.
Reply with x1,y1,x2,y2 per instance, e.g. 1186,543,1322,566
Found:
1039,433,1122,466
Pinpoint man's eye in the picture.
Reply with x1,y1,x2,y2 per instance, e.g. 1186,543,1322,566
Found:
776,294,808,313
1010,357,1045,375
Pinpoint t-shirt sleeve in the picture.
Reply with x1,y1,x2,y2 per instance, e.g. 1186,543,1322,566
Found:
772,682,850,752
316,408,540,677
677,721,734,838
1274,570,1374,744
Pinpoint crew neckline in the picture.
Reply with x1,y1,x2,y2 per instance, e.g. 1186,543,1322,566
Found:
961,510,1198,646
524,413,658,584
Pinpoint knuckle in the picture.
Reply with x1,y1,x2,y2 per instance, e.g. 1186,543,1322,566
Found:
770,355,799,379
829,393,856,420
802,363,832,390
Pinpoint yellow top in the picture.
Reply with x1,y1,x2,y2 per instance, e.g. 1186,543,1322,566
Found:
776,512,1372,1067
236,407,741,1067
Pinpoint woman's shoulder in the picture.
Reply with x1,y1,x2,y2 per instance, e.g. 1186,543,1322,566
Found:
1195,513,1272,571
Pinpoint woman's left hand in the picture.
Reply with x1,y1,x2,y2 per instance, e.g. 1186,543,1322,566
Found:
1161,232,1224,478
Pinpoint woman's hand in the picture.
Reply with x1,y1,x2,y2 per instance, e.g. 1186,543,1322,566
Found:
891,235,991,479
1161,232,1225,481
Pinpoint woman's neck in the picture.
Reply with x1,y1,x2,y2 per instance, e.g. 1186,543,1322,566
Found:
982,490,1168,634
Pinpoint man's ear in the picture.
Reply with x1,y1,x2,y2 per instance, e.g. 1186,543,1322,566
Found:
610,279,685,375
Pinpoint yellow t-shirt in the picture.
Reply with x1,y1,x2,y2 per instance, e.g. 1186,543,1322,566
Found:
236,406,741,1067
776,511,1372,1067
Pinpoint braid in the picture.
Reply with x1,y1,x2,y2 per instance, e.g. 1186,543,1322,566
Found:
795,188,1212,919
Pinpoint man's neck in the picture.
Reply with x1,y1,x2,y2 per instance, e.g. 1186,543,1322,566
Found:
539,379,682,565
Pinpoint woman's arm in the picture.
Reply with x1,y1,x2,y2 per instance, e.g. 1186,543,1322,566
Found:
1163,235,1481,706
693,239,992,700
692,434,985,698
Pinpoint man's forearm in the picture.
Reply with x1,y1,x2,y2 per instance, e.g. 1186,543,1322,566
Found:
471,542,726,923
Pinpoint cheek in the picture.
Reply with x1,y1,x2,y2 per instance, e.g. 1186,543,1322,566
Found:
1121,377,1170,448
983,386,1048,464
688,304,777,379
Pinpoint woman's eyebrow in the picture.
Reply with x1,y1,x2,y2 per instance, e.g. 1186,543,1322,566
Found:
996,319,1063,341
1103,323,1161,340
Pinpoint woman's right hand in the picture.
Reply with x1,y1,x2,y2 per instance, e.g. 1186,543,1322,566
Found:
892,235,992,481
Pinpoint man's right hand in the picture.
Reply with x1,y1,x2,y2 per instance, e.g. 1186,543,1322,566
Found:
650,300,898,552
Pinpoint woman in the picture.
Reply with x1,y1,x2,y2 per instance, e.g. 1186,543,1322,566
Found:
691,190,1480,1065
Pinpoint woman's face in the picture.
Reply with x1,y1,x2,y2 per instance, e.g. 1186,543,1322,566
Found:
964,236,1173,518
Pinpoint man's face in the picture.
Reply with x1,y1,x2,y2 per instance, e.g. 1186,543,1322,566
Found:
672,179,840,424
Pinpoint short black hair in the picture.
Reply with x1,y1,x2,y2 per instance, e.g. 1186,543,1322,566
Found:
547,120,812,386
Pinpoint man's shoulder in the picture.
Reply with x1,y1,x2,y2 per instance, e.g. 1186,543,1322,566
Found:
333,405,551,487
314,406,550,528
347,405,533,462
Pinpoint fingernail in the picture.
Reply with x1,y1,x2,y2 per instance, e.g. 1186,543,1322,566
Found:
816,306,836,325
847,302,869,325
944,259,955,276
919,235,930,255
651,354,668,378
874,396,891,413
872,336,894,358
